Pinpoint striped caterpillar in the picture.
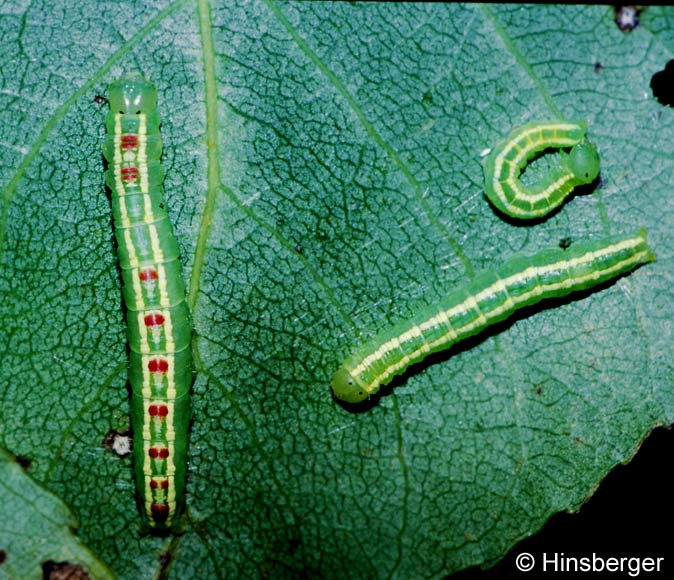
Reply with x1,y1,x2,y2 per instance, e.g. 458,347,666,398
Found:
331,231,654,403
482,121,600,219
103,73,192,528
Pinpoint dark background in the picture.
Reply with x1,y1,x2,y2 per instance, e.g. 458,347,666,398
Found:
450,425,673,579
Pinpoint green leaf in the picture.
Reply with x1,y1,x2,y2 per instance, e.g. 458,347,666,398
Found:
0,448,115,580
1,2,673,578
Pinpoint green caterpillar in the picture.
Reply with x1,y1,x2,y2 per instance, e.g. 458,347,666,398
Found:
482,120,600,219
103,73,192,528
332,231,654,403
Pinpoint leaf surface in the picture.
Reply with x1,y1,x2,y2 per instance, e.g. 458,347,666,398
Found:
0,449,115,580
1,3,673,579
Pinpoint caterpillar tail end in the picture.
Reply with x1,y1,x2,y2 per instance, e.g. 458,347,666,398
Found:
139,514,184,536
137,494,186,534
331,367,370,404
637,227,657,263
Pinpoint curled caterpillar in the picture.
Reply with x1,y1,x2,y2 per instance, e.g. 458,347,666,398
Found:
103,73,192,528
331,230,654,403
482,120,600,219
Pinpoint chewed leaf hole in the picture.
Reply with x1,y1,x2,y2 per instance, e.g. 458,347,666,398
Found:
42,560,91,580
103,430,132,457
651,60,674,107
614,6,641,32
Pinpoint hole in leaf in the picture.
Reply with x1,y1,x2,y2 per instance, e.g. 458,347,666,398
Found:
103,429,132,457
15,455,31,469
651,60,674,107
614,5,641,32
42,561,91,580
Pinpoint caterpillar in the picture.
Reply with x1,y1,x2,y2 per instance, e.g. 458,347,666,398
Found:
482,121,600,219
103,73,192,528
331,230,654,403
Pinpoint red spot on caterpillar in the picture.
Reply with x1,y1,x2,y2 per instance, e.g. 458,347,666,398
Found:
150,478,169,490
148,447,169,459
121,134,138,149
149,404,169,417
148,358,169,373
151,503,170,522
121,166,139,182
139,268,159,282
144,313,165,327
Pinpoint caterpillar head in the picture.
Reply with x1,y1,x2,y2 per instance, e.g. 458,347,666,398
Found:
109,72,157,114
331,366,368,404
568,140,600,184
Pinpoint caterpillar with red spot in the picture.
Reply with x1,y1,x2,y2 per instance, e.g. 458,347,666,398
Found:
102,73,192,529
